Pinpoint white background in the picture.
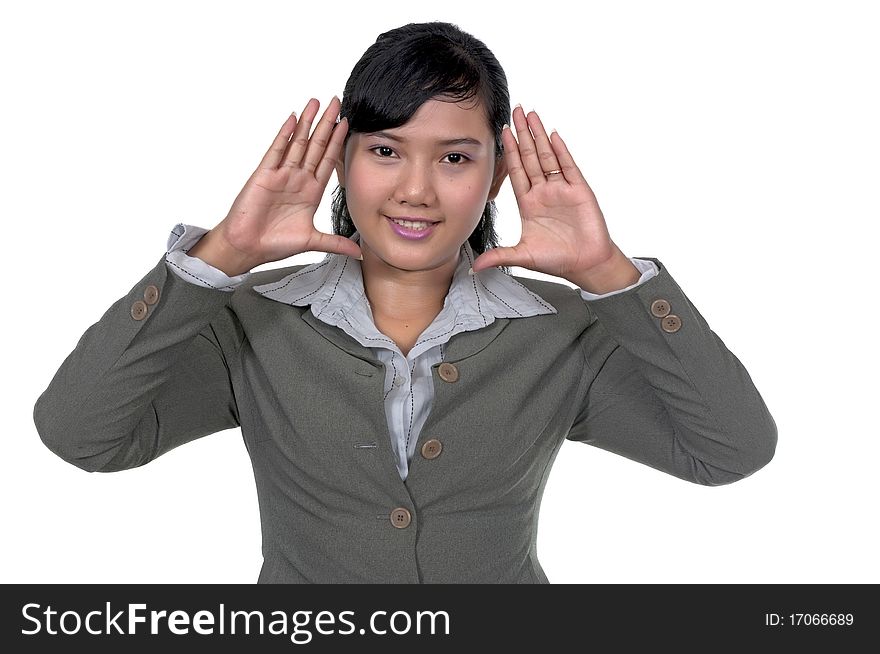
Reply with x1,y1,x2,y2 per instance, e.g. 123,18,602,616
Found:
3,0,877,584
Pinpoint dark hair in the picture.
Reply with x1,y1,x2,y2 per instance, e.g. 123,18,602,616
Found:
331,21,510,265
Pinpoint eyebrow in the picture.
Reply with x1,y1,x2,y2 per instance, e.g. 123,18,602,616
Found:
367,131,484,147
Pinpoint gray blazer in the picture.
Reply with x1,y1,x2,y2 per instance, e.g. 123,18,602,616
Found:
33,254,777,583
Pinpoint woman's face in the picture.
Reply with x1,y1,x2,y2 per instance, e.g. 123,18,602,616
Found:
336,98,508,274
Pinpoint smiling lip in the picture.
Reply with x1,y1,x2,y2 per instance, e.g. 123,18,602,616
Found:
385,216,439,240
386,216,441,223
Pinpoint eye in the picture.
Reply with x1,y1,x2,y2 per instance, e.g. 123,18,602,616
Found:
370,145,396,158
442,152,470,165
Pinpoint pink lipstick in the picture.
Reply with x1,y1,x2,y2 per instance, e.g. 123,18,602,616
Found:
385,216,439,240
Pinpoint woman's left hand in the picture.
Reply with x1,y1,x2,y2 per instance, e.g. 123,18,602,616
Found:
470,105,637,291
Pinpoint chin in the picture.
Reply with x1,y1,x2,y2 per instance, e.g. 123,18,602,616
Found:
367,245,450,273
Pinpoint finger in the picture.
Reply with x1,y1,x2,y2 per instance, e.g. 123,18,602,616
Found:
314,117,348,187
470,245,529,274
526,110,563,181
308,229,363,260
511,105,545,186
501,124,531,198
549,129,589,187
281,98,321,167
259,111,298,170
302,96,342,176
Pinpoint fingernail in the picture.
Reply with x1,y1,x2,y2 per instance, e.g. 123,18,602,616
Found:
502,123,509,131
514,103,522,112
467,267,474,275
551,128,557,134
356,253,363,261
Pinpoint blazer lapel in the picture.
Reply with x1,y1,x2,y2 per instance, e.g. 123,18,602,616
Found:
441,317,511,362
300,309,382,365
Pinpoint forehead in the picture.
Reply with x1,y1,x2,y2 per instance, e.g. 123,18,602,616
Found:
366,98,491,142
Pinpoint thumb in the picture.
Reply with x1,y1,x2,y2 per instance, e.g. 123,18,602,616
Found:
470,245,524,274
310,231,363,260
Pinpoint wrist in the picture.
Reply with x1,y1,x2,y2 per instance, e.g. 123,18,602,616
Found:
565,246,641,295
186,229,255,277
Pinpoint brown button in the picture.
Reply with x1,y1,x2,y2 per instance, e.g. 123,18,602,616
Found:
390,507,411,529
438,362,459,383
144,284,160,305
650,299,671,318
661,314,682,333
421,439,443,460
130,300,148,321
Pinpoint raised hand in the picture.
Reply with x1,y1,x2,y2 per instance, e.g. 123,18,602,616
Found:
188,96,361,276
470,105,639,294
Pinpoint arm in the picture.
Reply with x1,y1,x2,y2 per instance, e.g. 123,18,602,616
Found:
567,257,777,486
35,94,358,473
33,226,246,473
470,105,775,485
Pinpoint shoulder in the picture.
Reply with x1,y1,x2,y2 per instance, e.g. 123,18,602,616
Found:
510,273,595,323
510,275,589,313
225,262,314,313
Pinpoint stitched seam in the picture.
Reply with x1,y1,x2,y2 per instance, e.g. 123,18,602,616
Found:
316,257,348,318
476,276,524,316
164,257,235,291
384,356,398,401
290,287,323,305
341,312,395,345
404,360,415,451
413,321,467,347
257,258,331,294
506,275,555,312
462,246,489,327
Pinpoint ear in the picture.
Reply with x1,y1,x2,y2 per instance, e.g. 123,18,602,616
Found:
334,157,346,188
487,154,508,201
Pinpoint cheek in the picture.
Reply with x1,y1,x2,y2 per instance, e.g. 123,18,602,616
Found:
344,167,385,207
459,177,492,207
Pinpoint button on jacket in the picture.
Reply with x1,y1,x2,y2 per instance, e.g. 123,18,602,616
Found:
33,224,777,584
167,224,659,481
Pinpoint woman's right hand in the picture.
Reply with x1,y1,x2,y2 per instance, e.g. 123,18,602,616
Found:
188,96,360,276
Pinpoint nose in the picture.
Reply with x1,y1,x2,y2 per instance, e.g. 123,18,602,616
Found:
392,162,437,207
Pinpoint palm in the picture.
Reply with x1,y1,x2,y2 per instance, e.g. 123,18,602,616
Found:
226,165,326,259
471,106,618,278
213,97,361,269
509,179,614,279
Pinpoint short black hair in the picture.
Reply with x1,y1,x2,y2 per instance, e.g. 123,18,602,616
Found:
331,21,511,263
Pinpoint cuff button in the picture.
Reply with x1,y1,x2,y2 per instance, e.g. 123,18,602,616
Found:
661,314,682,333
650,299,671,318
130,300,148,321
144,284,160,305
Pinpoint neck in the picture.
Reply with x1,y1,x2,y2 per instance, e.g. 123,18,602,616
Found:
359,243,459,322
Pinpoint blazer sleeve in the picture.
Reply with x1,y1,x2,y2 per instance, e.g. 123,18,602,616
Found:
33,255,243,473
566,257,777,486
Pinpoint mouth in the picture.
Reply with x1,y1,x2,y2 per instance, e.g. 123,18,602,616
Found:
385,216,441,228
384,216,441,240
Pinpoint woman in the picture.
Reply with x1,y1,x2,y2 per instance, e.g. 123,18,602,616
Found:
34,21,777,583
